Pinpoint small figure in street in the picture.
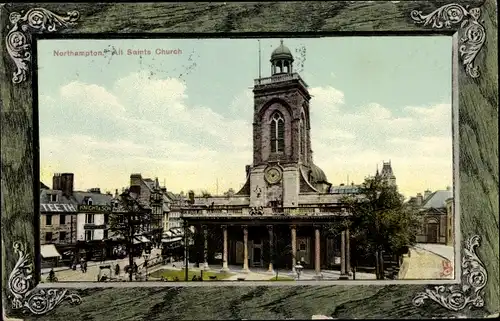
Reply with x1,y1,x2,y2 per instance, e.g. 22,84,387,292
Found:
83,260,88,273
115,264,121,276
133,262,138,273
47,269,58,282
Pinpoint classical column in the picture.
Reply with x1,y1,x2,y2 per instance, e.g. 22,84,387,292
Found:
340,230,346,275
242,225,249,272
339,230,349,280
267,225,274,272
221,225,229,271
290,225,297,273
315,226,321,278
203,225,209,270
346,228,351,274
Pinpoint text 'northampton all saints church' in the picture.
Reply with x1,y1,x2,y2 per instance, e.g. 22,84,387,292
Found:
182,40,397,279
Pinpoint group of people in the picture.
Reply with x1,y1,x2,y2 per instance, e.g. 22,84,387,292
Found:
71,258,88,273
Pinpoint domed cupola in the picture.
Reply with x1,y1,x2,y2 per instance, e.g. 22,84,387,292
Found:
270,40,294,75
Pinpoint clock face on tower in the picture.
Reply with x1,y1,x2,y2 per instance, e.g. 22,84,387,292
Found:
264,166,282,185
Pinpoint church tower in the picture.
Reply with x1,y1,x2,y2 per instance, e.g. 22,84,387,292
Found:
248,40,330,208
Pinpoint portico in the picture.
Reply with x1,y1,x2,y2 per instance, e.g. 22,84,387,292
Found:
182,214,351,279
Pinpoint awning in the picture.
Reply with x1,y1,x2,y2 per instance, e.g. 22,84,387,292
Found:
161,237,182,243
163,231,173,238
169,228,180,236
133,236,151,244
41,244,62,259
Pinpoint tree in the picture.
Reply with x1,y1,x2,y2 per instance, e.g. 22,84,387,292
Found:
329,175,419,279
108,190,152,281
201,190,212,198
270,231,293,280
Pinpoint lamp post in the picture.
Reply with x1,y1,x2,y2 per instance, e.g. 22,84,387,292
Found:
182,221,189,282
143,254,149,281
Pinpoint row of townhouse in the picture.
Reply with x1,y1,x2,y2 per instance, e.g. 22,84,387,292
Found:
40,172,188,264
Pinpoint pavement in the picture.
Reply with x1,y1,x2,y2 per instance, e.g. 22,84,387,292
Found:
41,248,163,282
400,246,454,280
414,243,455,262
44,250,381,282
149,264,376,281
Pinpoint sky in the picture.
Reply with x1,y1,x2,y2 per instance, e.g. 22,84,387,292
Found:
37,37,453,199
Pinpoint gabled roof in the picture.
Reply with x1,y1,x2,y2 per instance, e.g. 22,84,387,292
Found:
73,191,113,205
421,189,453,209
40,189,75,204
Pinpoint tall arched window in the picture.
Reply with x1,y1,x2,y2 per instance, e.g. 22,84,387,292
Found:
300,115,306,162
271,112,285,153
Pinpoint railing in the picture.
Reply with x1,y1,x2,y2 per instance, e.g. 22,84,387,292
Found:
182,208,245,215
181,207,349,217
254,73,308,87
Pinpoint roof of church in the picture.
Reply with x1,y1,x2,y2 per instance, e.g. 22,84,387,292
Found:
271,40,294,61
310,163,329,184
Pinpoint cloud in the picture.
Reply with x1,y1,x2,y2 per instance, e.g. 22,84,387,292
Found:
308,86,452,196
39,73,452,198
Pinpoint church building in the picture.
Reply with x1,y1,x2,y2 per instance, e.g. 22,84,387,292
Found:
181,41,356,279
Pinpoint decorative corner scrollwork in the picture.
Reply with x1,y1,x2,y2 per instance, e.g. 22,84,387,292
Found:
410,3,486,78
413,235,487,312
5,7,80,84
8,241,82,315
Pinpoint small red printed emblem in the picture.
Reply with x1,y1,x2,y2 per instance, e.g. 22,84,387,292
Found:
440,260,453,277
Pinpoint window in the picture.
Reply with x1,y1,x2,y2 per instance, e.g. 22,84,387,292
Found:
87,198,93,205
85,214,94,224
300,116,306,161
46,215,52,226
59,231,67,241
271,112,285,153
299,242,306,251
103,229,108,239
50,194,58,202
85,230,94,241
45,232,53,242
60,214,66,225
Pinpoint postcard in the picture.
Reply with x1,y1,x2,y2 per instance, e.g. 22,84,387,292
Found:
1,1,497,320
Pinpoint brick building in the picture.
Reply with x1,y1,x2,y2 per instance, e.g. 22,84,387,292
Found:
181,41,356,279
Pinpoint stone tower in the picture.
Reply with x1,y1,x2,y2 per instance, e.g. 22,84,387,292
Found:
248,40,330,208
380,160,397,187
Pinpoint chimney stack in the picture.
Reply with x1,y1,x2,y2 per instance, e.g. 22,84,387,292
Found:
416,193,423,206
130,173,142,187
53,173,74,196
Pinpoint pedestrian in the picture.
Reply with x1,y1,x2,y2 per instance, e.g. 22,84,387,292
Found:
83,260,88,273
115,263,121,276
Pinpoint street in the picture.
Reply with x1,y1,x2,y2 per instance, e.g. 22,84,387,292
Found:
41,248,162,282
401,244,454,279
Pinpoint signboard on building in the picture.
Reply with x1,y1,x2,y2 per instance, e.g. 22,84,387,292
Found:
40,203,77,212
84,224,107,230
78,204,111,213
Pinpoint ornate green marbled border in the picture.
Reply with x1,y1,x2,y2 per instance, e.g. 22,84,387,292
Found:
1,1,497,320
